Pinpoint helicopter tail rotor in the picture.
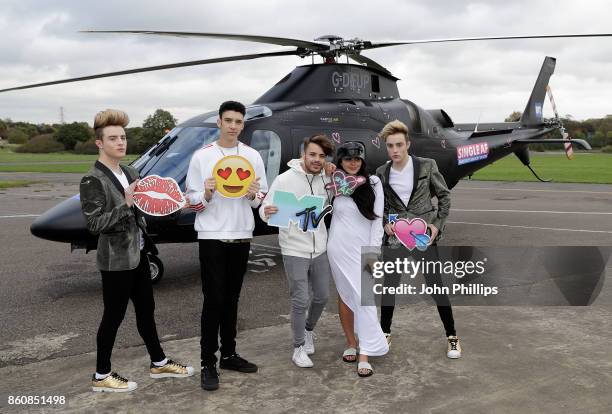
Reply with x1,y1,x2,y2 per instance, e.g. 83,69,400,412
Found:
546,85,574,159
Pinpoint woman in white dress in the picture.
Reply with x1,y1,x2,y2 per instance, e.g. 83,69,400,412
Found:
327,141,388,377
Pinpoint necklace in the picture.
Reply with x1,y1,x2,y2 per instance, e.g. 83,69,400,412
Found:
217,141,240,157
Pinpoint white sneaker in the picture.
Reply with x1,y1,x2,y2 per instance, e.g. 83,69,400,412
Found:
303,330,316,355
292,346,314,368
447,336,462,359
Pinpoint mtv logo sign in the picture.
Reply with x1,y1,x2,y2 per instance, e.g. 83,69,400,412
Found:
268,191,332,233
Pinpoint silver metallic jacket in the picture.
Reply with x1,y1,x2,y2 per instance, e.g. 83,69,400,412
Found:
79,165,146,271
376,156,451,245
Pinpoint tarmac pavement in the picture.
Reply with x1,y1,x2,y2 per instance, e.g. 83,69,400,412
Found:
1,304,612,413
0,174,611,413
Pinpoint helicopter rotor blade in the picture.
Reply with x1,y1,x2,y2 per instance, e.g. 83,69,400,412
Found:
365,33,612,49
0,49,300,93
4,31,611,93
346,53,393,75
81,30,330,52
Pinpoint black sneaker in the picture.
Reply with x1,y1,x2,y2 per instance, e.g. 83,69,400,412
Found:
201,365,219,391
219,353,258,373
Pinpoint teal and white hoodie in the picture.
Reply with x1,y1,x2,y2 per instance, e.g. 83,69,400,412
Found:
259,159,332,259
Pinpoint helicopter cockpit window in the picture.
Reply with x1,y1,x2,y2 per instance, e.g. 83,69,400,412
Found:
134,127,220,189
202,105,273,123
132,127,182,170
250,130,282,185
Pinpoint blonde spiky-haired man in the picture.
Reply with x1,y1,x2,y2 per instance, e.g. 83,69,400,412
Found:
375,119,462,359
80,109,193,392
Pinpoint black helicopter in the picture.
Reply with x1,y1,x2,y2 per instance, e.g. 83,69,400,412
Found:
2,31,607,283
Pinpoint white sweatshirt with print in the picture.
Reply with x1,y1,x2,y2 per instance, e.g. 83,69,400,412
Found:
186,141,268,240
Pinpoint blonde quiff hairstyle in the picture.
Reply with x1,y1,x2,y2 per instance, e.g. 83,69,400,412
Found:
94,109,130,140
379,119,409,142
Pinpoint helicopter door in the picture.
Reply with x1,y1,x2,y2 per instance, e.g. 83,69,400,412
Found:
249,129,282,186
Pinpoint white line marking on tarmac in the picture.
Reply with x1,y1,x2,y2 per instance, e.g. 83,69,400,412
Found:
453,209,612,215
455,186,612,195
448,221,612,234
0,214,40,219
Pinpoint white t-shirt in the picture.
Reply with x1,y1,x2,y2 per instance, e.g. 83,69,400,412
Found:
389,157,414,206
112,168,130,189
112,169,144,250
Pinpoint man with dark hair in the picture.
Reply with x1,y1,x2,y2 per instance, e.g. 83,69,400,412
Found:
81,109,193,393
375,119,462,359
218,100,246,118
186,100,268,391
259,134,334,368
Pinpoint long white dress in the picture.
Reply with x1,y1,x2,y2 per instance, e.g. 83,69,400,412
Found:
327,175,389,356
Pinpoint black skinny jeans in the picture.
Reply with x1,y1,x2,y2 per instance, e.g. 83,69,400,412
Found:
97,251,165,374
380,244,456,337
199,240,250,366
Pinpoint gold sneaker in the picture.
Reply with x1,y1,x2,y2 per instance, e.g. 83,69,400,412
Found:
447,336,462,359
91,372,137,393
150,359,195,378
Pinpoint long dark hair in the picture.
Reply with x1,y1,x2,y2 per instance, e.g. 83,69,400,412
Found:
336,159,378,220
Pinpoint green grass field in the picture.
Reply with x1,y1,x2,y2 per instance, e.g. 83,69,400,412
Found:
0,148,610,183
469,153,612,184
0,164,95,173
0,150,100,163
0,148,139,173
0,180,40,189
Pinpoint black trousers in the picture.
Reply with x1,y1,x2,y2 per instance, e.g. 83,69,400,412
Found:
199,240,250,366
381,305,456,337
97,251,165,374
380,245,456,337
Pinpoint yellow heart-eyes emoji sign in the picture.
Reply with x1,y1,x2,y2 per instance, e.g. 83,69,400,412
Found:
213,155,255,198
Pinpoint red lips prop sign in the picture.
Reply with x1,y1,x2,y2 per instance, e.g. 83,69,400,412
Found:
133,175,185,216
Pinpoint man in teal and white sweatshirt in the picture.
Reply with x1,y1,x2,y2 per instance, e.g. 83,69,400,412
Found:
259,134,335,368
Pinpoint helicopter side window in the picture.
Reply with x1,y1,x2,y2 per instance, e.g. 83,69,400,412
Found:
371,75,380,93
250,130,282,185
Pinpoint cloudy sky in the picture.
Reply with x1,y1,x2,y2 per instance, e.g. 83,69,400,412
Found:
0,0,610,126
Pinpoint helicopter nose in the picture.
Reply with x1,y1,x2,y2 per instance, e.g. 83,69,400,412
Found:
30,194,93,244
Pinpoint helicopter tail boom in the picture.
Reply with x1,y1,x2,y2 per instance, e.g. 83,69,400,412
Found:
519,56,556,127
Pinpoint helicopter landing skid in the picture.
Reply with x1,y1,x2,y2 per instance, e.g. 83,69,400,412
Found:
525,164,552,183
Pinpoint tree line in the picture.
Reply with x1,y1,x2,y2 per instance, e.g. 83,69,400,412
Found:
0,109,177,154
1,110,611,154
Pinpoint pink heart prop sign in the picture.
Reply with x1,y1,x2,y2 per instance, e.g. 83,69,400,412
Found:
393,218,428,251
325,170,367,196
